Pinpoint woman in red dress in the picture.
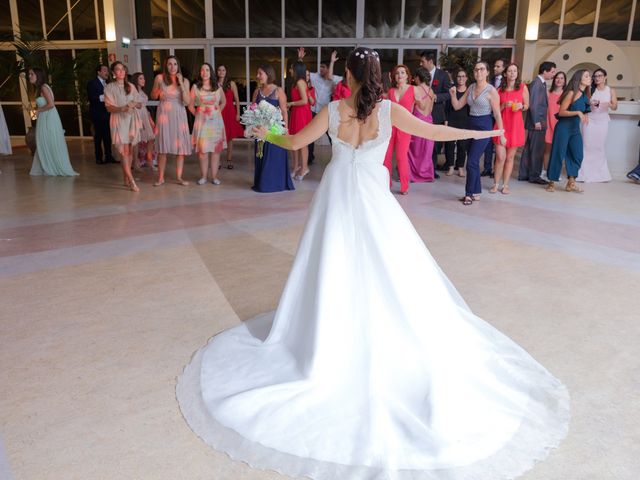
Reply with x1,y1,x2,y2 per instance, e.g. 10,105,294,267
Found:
491,63,528,195
217,64,245,169
384,64,414,194
332,77,351,101
287,61,313,180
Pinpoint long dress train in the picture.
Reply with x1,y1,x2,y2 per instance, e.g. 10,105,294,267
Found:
177,99,569,480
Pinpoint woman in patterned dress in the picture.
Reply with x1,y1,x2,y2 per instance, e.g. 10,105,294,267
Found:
151,55,192,186
130,72,156,170
190,63,227,185
104,61,141,191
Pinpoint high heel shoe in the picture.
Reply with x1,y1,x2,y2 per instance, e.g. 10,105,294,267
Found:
295,169,310,181
125,177,140,192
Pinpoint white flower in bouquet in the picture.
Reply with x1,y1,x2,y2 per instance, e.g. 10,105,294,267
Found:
240,100,286,158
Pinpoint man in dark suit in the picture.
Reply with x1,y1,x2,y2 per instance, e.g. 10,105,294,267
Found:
481,58,506,177
87,64,114,164
518,61,556,184
420,50,452,179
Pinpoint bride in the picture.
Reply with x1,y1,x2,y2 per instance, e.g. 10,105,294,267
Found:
177,48,569,480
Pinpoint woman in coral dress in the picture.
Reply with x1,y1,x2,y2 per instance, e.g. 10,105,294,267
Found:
104,61,142,191
151,55,192,186
287,61,313,180
217,64,245,169
190,63,227,186
407,67,435,182
491,63,528,195
542,71,566,181
384,64,414,194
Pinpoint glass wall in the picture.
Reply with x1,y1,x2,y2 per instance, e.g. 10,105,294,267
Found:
539,0,637,40
0,0,106,136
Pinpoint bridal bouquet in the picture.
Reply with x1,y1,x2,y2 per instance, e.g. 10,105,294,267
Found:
241,100,286,158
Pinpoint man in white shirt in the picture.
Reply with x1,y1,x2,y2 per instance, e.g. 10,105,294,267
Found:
297,48,342,160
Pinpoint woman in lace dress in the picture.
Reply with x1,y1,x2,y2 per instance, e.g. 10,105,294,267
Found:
177,47,568,480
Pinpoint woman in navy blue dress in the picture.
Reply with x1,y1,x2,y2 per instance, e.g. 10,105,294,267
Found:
252,64,294,193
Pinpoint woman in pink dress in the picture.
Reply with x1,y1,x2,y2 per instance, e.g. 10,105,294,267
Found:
131,72,156,170
384,64,414,194
491,63,528,195
577,68,618,182
190,63,227,186
542,71,566,181
151,55,192,186
287,61,313,180
217,65,245,170
407,67,435,182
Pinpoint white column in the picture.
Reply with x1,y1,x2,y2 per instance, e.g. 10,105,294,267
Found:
103,0,138,71
514,0,542,82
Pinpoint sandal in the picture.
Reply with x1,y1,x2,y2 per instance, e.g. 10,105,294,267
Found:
472,194,481,202
500,185,510,195
460,195,473,206
176,178,190,186
566,178,583,193
545,181,555,192
489,184,498,194
227,161,234,170
458,169,466,177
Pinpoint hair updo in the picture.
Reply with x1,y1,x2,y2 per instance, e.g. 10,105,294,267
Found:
346,47,383,122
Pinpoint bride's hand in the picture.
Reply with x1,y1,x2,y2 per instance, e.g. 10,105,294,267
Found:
253,125,268,140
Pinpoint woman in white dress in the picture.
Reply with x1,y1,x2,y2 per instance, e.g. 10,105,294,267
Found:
104,61,141,192
577,68,617,182
177,48,569,480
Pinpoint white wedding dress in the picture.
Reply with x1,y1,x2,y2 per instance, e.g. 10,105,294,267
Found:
177,100,569,480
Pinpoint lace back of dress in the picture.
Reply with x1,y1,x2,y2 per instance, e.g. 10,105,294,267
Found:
328,99,391,149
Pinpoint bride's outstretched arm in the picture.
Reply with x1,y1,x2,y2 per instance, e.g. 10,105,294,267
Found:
390,102,503,142
253,106,329,150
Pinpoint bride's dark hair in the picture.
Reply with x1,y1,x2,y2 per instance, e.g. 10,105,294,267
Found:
346,47,383,121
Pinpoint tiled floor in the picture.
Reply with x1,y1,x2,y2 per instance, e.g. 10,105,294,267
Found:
1,141,639,479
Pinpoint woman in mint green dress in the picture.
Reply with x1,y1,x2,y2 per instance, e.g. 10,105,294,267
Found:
28,68,78,177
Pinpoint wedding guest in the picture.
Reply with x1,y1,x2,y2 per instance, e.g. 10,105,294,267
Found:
407,67,435,182
444,68,470,177
306,69,317,164
28,68,79,177
252,64,294,193
518,61,556,184
130,72,156,169
190,63,227,186
419,50,452,178
332,76,351,101
151,55,192,186
577,68,617,182
297,48,341,160
490,63,528,195
104,61,141,192
542,71,566,181
287,61,313,180
481,58,507,177
217,64,245,169
0,103,11,155
450,61,505,205
87,64,114,164
385,64,415,194
381,71,392,99
545,69,591,193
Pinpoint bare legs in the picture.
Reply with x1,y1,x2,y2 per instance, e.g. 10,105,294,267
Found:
291,146,309,180
155,153,189,186
120,144,139,192
225,140,234,169
198,152,222,184
491,145,516,194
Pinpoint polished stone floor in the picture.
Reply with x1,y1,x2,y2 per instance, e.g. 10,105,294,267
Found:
0,141,638,479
